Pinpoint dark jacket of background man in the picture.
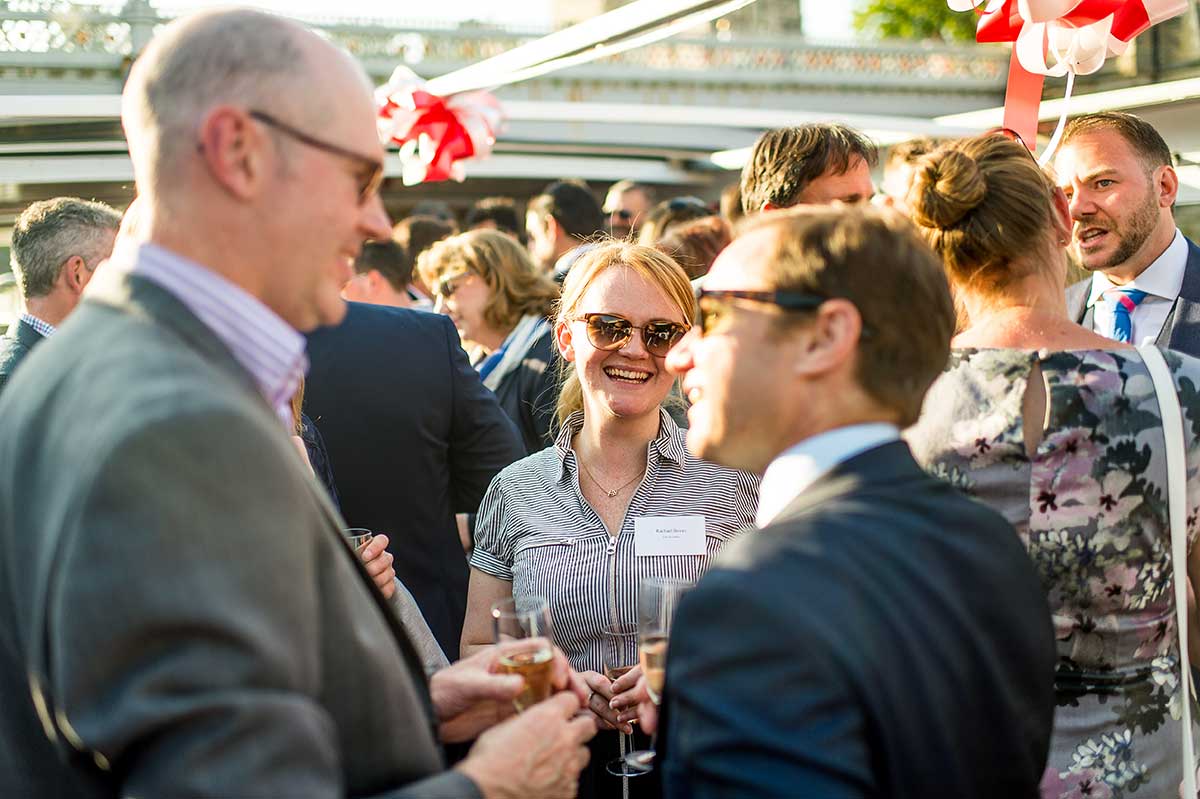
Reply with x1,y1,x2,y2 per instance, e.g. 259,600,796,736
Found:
305,302,524,659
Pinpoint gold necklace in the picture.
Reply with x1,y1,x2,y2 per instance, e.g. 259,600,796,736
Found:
579,460,645,498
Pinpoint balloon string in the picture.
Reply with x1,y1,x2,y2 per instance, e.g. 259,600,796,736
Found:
1037,69,1074,168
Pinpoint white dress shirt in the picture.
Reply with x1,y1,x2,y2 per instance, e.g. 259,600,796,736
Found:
1086,229,1188,345
755,423,900,527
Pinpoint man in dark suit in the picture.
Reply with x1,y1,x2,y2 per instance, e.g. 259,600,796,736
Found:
0,197,119,394
1057,112,1200,352
304,302,525,660
0,9,593,797
644,207,1055,797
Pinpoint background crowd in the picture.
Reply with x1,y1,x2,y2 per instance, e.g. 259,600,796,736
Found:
1,7,1200,799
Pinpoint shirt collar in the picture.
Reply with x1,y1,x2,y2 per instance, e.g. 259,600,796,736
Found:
755,422,900,527
19,313,56,338
1086,228,1188,307
108,240,308,430
554,406,685,482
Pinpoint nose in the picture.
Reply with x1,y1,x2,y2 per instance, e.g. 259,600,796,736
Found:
665,326,697,377
1067,185,1095,220
619,326,651,359
359,192,392,241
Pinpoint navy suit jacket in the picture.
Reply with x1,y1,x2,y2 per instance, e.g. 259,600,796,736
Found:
304,303,523,659
660,441,1055,799
0,319,44,397
1066,235,1200,355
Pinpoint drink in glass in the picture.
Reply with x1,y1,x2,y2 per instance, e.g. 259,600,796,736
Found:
491,595,555,712
627,577,693,772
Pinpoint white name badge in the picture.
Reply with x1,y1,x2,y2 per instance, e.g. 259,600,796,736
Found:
634,515,706,557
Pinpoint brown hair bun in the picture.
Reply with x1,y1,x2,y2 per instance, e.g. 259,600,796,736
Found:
909,149,987,230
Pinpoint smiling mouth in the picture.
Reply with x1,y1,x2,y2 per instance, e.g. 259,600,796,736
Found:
1077,227,1109,245
604,366,652,384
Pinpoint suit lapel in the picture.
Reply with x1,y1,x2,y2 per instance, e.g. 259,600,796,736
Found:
14,319,44,352
88,267,442,731
770,440,927,526
1160,238,1200,353
1065,278,1091,327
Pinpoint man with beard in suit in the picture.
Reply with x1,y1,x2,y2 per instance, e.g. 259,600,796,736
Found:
1057,112,1200,350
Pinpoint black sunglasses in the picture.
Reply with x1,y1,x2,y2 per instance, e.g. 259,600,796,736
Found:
434,270,473,299
249,110,385,204
696,289,827,334
574,313,690,357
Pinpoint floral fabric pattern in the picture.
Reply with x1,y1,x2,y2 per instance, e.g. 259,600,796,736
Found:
907,348,1200,798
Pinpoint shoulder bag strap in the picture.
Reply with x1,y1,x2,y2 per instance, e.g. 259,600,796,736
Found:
1138,343,1197,797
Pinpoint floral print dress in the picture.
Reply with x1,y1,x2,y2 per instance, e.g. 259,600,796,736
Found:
907,348,1200,799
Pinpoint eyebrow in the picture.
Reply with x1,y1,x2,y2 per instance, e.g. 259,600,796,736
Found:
1076,168,1119,184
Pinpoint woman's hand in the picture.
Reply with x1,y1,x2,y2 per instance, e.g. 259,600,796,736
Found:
359,534,396,599
609,664,649,728
578,670,632,734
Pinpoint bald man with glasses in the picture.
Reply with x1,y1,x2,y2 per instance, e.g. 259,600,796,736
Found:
0,9,594,798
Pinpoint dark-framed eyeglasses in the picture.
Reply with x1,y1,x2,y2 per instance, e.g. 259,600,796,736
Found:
249,110,385,204
433,270,474,299
696,289,827,335
573,313,690,357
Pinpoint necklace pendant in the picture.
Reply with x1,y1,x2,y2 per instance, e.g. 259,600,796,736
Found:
607,490,618,498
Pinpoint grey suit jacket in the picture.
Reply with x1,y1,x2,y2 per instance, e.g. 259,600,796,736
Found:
1066,236,1200,355
0,266,479,798
0,317,44,397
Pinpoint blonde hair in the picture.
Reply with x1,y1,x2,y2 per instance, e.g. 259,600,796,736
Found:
554,242,696,426
417,229,559,331
906,134,1056,296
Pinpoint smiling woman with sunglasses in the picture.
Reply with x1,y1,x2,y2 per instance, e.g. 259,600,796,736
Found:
460,242,759,799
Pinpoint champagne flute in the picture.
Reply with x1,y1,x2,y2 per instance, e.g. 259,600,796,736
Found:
627,576,693,772
601,623,647,778
341,527,374,554
491,595,555,712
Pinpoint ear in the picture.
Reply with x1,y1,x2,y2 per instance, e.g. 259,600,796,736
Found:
61,255,88,295
792,299,862,378
545,214,562,241
196,106,266,201
1050,186,1072,245
1156,164,1180,209
554,318,576,363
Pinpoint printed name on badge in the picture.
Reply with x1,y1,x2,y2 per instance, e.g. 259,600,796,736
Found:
634,515,706,557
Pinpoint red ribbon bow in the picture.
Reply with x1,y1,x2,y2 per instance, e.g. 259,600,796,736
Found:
950,0,1186,148
376,67,504,186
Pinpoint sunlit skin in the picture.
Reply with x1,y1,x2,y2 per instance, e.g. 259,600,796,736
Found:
434,271,507,352
1054,128,1179,285
665,229,801,473
603,187,653,240
556,265,686,424
135,32,392,332
763,156,876,210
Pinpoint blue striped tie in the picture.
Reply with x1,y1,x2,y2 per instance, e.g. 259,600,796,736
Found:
1105,288,1148,343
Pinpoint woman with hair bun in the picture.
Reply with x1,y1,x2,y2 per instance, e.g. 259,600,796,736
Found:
906,133,1200,797
460,242,758,799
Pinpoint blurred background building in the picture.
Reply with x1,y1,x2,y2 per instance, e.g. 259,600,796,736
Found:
0,0,1198,318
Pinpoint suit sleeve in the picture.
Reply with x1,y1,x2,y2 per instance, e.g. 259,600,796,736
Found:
441,316,524,513
661,566,874,799
49,406,465,798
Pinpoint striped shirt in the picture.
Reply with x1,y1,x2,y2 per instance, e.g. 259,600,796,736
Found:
471,408,760,673
19,314,56,339
107,240,308,430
